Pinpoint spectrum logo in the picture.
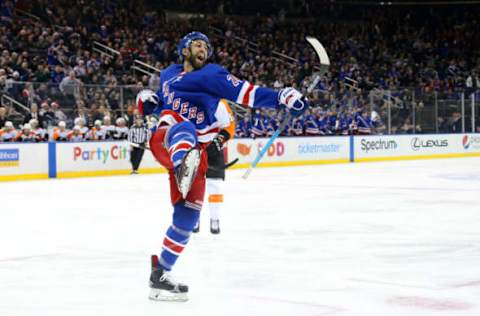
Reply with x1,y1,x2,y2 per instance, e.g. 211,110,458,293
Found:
74,145,128,163
462,135,480,150
0,149,19,167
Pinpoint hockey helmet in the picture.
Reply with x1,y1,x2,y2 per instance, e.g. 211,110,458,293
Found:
177,31,212,62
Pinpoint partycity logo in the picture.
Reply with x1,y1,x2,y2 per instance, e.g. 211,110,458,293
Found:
73,145,128,163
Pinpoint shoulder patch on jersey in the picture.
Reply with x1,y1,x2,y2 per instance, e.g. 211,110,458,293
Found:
227,74,241,87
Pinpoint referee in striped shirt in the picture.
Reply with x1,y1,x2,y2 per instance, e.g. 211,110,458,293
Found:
128,116,150,174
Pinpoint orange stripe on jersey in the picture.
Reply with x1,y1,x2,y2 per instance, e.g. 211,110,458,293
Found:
219,99,236,139
208,194,224,203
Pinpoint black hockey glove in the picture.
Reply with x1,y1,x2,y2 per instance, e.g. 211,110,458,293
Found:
206,129,231,156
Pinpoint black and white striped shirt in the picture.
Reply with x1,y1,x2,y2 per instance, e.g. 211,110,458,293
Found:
128,125,150,144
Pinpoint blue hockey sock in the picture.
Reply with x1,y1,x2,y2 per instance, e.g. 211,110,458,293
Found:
166,121,198,168
158,202,200,271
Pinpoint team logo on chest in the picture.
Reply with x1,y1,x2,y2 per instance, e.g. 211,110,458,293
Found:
172,98,205,124
163,74,204,124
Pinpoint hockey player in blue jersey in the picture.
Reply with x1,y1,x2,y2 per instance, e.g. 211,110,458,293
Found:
136,31,309,302
304,109,321,135
236,115,252,137
264,111,277,137
291,116,305,136
251,109,266,137
336,109,353,135
356,109,374,134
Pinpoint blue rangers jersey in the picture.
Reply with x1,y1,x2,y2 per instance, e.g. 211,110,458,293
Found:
152,63,280,143
291,117,304,136
236,116,252,137
251,111,266,137
337,113,352,135
304,114,320,135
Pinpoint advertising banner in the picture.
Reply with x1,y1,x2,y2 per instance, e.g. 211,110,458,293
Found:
354,134,480,161
460,134,480,152
55,141,165,177
0,143,49,180
2,134,479,182
227,136,350,168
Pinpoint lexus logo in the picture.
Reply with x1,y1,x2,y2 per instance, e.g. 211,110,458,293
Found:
411,137,448,151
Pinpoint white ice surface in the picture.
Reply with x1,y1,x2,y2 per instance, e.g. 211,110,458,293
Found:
1,158,480,316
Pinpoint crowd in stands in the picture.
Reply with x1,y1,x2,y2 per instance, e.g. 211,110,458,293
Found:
1,0,480,143
0,103,142,142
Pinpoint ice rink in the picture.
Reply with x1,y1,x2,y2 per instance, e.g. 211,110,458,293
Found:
1,157,480,316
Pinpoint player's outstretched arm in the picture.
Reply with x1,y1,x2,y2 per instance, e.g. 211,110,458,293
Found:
200,65,305,115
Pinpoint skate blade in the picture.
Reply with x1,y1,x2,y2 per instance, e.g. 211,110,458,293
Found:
179,149,200,199
149,288,188,302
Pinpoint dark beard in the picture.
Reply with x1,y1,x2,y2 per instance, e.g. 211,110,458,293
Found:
188,53,206,70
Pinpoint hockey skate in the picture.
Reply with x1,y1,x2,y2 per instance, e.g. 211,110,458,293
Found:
192,220,200,233
210,219,220,234
175,148,201,199
149,255,189,302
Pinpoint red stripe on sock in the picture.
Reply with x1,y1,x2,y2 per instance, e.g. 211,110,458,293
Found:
163,237,185,253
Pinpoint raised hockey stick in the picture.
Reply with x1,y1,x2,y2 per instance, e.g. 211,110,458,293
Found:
242,37,330,179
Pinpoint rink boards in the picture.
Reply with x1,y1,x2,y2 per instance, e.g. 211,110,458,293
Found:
1,133,480,181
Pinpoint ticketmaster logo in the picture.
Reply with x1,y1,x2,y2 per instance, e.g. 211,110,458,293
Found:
298,143,341,154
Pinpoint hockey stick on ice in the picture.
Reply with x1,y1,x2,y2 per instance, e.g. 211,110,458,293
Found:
224,158,239,169
242,37,330,179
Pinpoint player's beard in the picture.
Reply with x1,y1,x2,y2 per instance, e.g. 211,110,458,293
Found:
188,51,206,70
